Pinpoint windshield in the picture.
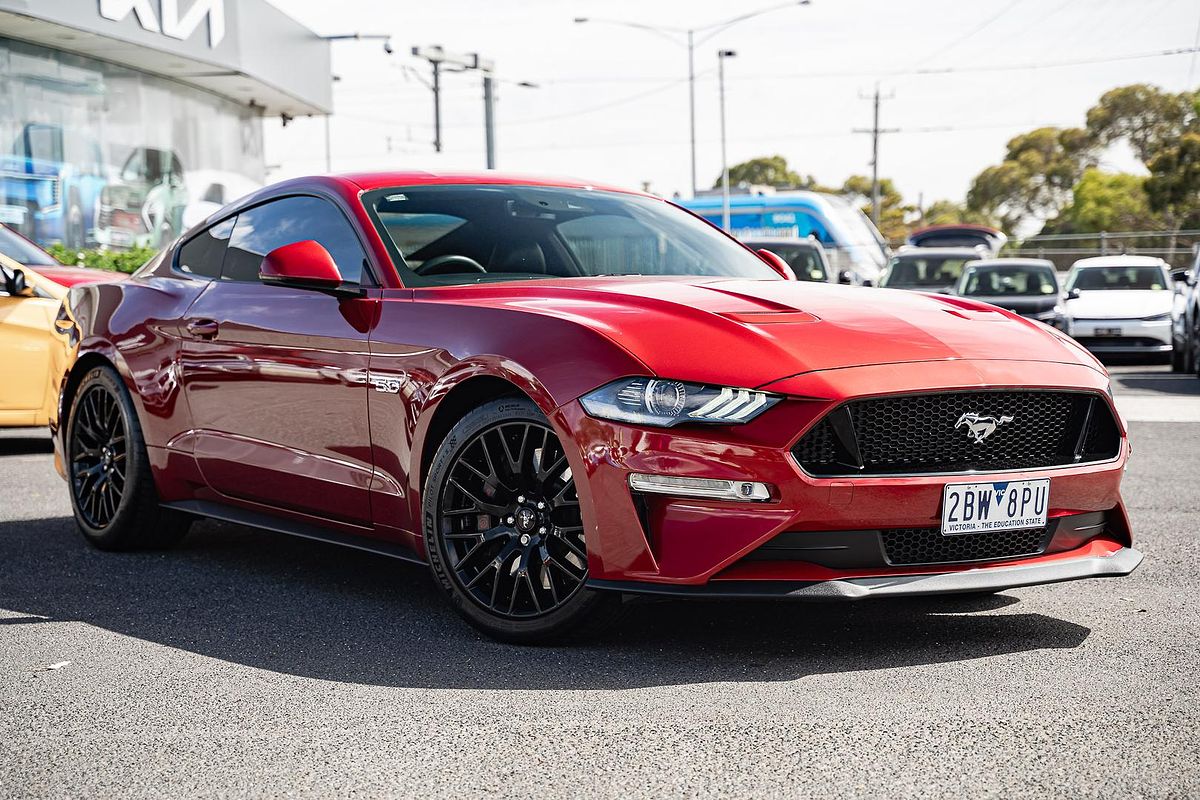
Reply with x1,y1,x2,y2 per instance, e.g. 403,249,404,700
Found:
366,185,780,286
749,243,828,282
0,225,56,265
961,265,1058,296
1067,265,1167,291
882,254,975,289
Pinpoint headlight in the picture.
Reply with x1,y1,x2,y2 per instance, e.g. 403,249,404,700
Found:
1142,312,1170,322
580,378,780,427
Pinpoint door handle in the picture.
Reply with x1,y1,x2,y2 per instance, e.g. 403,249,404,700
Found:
186,318,219,339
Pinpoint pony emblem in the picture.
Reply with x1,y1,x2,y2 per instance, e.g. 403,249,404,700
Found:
955,412,1014,444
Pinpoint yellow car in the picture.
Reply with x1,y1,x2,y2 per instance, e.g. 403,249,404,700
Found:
0,250,118,427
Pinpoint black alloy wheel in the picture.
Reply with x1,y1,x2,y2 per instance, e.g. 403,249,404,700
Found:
66,365,191,550
439,418,586,617
70,382,128,528
424,398,618,642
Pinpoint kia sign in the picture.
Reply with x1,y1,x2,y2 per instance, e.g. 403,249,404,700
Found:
99,0,226,48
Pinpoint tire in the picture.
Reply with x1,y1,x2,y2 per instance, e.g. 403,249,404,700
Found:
65,365,191,551
423,397,620,643
1171,342,1185,372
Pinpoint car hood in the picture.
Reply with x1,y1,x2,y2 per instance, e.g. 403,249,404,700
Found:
29,265,126,289
1066,290,1172,319
423,277,1096,389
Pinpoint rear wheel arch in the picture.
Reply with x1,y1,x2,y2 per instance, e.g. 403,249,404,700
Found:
60,352,118,438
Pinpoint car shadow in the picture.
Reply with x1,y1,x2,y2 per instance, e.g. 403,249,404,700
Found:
1112,370,1200,396
0,434,53,456
0,516,1092,690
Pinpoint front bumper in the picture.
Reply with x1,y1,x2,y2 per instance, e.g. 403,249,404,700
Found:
1069,317,1172,353
559,359,1132,593
590,545,1142,598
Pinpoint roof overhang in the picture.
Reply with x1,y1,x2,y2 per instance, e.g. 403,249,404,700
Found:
0,0,331,116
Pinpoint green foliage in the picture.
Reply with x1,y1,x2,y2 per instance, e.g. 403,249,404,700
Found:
1146,132,1200,229
1086,84,1199,165
840,175,913,243
715,155,830,191
1045,169,1160,234
919,199,993,228
46,244,158,274
966,127,1095,230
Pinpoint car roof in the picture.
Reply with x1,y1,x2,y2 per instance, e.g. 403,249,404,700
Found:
336,170,643,196
966,258,1056,269
1069,255,1166,269
894,247,984,257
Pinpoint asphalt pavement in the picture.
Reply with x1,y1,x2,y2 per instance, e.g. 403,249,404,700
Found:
1,366,1197,799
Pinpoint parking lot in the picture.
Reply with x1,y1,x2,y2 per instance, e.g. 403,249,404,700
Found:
0,366,1197,799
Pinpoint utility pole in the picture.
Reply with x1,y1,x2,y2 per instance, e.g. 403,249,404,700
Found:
411,46,535,168
718,50,736,232
853,84,898,228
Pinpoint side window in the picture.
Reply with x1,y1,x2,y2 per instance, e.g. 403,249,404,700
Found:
221,196,367,284
176,217,234,280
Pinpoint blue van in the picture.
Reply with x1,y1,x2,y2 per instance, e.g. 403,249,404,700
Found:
678,191,889,284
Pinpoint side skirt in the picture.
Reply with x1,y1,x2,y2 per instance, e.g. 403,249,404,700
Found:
162,499,426,565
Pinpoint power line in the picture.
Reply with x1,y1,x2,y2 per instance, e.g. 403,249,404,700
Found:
908,0,1027,69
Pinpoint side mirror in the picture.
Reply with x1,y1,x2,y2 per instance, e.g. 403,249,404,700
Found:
756,249,797,281
2,266,28,297
260,240,353,295
1067,287,1081,300
838,269,854,285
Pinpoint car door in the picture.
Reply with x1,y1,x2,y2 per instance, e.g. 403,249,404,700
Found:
0,266,56,424
178,194,378,525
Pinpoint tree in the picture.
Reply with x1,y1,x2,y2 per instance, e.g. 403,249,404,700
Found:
714,155,828,191
1044,169,1161,234
966,127,1094,230
1146,132,1200,230
841,175,913,243
919,199,994,228
1086,84,1199,165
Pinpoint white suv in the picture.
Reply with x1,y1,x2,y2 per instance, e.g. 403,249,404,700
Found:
1063,255,1174,361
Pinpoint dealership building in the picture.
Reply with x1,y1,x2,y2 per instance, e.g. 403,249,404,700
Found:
0,0,331,249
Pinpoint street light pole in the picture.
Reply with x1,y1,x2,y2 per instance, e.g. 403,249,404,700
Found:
318,33,394,173
574,2,808,198
687,30,696,197
718,50,736,232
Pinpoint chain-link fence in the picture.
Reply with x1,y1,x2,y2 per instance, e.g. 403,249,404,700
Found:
1003,230,1200,271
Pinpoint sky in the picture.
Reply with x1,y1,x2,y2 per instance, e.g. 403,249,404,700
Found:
262,0,1200,207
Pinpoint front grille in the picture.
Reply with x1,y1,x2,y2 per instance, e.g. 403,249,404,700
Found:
793,391,1120,476
881,526,1050,566
1074,337,1167,349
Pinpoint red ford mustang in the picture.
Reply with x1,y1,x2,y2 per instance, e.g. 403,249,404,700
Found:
50,172,1141,642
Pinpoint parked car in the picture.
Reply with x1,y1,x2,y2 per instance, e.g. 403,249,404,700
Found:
0,253,116,427
954,258,1064,327
50,172,1140,643
94,147,188,250
907,224,1007,256
1063,255,1174,361
879,246,986,293
741,237,847,283
678,191,889,285
1170,249,1200,375
0,123,107,249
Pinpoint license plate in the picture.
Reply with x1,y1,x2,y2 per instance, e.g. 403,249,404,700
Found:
1095,327,1123,337
941,478,1049,535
